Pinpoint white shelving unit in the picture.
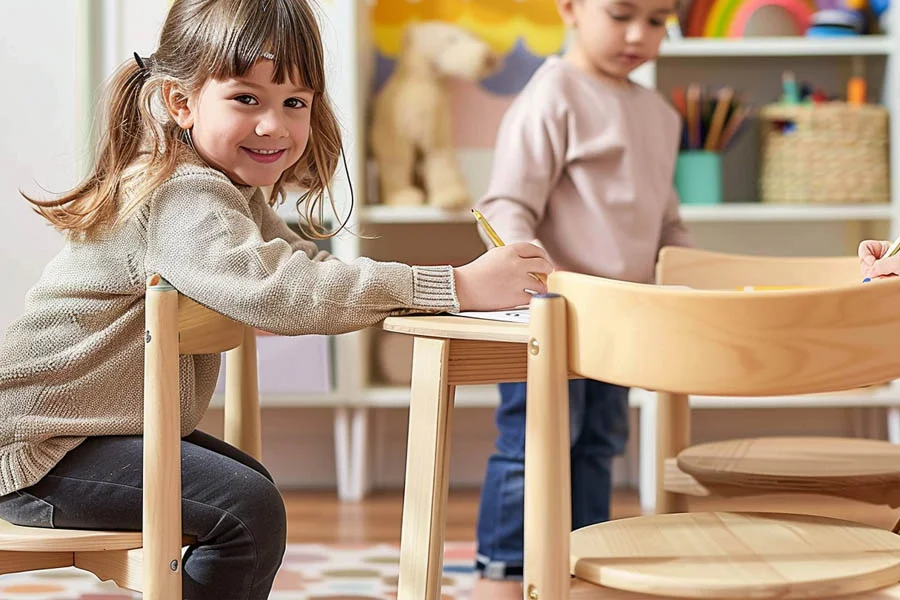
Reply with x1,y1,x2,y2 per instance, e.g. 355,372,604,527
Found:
361,202,894,223
315,4,900,502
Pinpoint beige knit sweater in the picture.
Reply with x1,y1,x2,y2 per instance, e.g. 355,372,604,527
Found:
0,160,458,495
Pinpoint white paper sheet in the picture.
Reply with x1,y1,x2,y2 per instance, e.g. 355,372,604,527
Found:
455,309,530,324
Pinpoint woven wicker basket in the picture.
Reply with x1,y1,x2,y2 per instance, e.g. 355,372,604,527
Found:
759,102,889,204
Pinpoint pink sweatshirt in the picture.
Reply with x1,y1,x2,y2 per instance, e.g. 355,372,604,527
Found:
475,56,693,284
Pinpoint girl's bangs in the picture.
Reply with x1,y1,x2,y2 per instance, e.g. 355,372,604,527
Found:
202,0,324,92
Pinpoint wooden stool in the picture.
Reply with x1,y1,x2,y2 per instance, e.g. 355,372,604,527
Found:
653,246,900,515
524,271,900,600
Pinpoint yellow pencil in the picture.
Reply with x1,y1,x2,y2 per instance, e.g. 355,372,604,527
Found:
471,208,505,247
471,208,547,285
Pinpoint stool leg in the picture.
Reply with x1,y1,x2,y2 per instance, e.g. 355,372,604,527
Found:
655,392,691,514
397,337,454,600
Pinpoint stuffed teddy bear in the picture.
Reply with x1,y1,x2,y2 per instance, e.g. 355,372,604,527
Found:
369,21,500,208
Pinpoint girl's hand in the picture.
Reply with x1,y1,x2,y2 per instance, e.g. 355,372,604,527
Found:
859,239,899,278
453,243,553,311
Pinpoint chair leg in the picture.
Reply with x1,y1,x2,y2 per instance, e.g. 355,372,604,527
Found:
655,392,691,514
143,282,183,600
397,337,454,600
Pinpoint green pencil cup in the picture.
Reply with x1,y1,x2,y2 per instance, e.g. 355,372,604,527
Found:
674,151,722,205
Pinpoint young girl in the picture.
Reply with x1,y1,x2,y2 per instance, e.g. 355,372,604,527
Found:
0,1,551,598
471,0,693,597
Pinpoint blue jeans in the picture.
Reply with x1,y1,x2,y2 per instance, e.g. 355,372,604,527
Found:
475,379,630,580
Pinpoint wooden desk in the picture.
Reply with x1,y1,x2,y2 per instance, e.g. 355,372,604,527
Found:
383,315,530,600
383,316,686,599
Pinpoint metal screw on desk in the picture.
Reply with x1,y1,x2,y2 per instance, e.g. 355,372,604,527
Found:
528,338,540,355
527,584,539,599
170,560,179,571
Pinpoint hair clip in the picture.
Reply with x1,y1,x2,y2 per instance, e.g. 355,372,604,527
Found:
132,51,157,80
261,52,275,60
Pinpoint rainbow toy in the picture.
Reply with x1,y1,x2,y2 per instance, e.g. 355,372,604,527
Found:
689,0,817,36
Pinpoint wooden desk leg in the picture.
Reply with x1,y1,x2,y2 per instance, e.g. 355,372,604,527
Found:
655,392,690,514
397,337,455,600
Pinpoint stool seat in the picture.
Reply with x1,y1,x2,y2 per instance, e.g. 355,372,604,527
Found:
0,519,143,552
569,511,900,599
0,518,195,553
676,437,900,505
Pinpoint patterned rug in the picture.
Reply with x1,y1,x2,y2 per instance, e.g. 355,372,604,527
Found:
0,542,477,599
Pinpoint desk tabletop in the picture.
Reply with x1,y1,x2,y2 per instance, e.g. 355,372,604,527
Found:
383,315,529,344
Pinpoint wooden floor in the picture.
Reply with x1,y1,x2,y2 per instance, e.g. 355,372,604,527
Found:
283,487,900,544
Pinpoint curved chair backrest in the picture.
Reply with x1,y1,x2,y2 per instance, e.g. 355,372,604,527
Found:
657,246,862,289
547,270,900,397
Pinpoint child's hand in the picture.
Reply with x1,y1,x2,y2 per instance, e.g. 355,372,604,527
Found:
453,243,553,311
859,239,899,278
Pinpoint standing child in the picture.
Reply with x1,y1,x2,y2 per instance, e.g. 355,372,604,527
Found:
0,1,552,599
472,0,693,596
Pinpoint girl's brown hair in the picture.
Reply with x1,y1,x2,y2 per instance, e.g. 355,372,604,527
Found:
26,0,346,239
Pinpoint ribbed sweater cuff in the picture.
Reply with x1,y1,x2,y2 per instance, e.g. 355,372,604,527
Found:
411,266,460,313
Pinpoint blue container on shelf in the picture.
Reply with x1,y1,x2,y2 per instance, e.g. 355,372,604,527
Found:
674,150,723,205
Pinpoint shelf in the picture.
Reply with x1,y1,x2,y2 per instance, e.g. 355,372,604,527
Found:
361,205,473,224
660,36,893,58
361,203,892,224
680,203,893,222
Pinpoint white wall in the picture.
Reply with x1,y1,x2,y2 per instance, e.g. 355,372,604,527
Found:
0,1,167,342
0,1,79,338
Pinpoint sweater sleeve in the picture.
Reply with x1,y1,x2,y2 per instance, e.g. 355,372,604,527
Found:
255,194,334,262
145,173,459,336
474,94,567,248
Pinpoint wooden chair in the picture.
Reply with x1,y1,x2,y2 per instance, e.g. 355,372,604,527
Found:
525,269,900,600
653,246,900,516
0,274,261,599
